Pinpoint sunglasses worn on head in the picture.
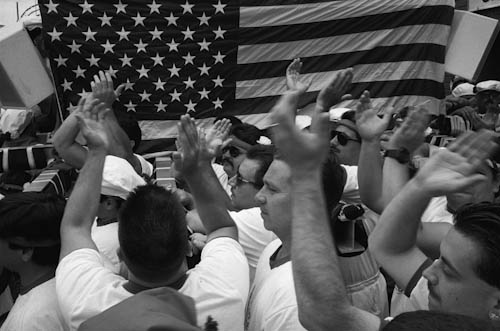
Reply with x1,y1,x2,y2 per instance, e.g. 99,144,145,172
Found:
330,131,360,146
222,146,245,158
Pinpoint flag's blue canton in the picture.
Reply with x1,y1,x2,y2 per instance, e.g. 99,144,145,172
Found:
39,0,237,120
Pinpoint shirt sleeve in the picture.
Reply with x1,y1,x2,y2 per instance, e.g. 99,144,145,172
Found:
195,237,249,302
55,249,125,328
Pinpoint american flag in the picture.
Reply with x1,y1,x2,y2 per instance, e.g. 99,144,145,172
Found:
39,0,454,139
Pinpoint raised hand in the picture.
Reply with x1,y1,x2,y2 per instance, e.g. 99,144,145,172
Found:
272,90,330,172
387,107,429,153
285,58,311,93
355,90,395,142
315,68,353,112
90,71,125,107
414,130,498,196
74,97,110,152
205,118,232,157
173,115,201,175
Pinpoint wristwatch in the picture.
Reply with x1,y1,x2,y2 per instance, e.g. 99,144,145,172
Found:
383,148,410,164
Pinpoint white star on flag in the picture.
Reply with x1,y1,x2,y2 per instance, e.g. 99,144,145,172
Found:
212,76,224,87
169,89,182,102
102,40,115,54
182,53,195,65
64,12,78,27
82,27,97,41
213,26,226,40
132,13,146,26
213,98,224,109
183,77,196,89
181,1,194,14
167,39,180,52
124,79,135,91
107,66,118,78
79,0,94,14
134,39,148,53
114,0,127,14
151,53,165,66
213,0,226,14
185,100,197,112
98,12,112,26
139,90,152,101
45,0,58,13
213,51,225,64
116,27,131,41
87,54,100,67
137,65,150,78
168,64,181,77
198,88,210,99
72,65,86,78
62,79,72,91
124,101,137,112
198,13,210,26
54,55,67,67
181,27,195,40
48,28,62,42
150,27,163,41
69,41,82,53
198,39,211,51
198,63,210,76
120,54,133,67
153,78,166,90
148,0,162,14
165,13,178,26
156,100,168,112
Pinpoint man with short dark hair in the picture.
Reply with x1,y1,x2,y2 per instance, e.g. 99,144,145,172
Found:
221,123,261,178
56,105,248,331
0,192,67,331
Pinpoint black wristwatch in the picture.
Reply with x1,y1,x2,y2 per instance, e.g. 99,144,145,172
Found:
383,148,410,164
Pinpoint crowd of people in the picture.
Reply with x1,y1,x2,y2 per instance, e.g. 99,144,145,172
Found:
1,21,500,331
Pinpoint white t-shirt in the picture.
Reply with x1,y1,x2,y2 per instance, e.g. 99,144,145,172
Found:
245,239,306,331
56,237,249,331
213,163,232,196
90,221,120,273
1,278,68,331
230,207,276,283
391,277,429,316
134,154,153,177
421,196,453,224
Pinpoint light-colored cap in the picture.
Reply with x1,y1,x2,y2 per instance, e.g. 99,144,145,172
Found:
295,115,311,130
452,83,475,98
101,156,146,200
476,80,500,94
329,107,352,121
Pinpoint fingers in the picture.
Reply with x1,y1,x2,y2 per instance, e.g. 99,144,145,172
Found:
271,90,300,132
287,58,302,75
448,130,498,172
115,84,125,99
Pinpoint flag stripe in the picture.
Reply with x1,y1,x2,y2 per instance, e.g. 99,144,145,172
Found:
237,24,450,64
238,6,453,44
240,0,451,27
139,93,442,139
236,61,443,99
236,43,446,81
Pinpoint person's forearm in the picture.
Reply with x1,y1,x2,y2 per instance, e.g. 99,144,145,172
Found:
61,149,106,232
291,169,365,330
104,114,141,174
381,157,410,208
53,112,87,168
358,140,384,214
185,162,236,234
370,178,432,255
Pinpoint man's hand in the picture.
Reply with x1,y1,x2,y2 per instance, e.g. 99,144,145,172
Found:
286,58,311,93
413,130,498,197
173,115,202,175
90,71,125,108
272,90,330,172
315,68,353,112
74,98,110,152
205,118,232,158
386,107,429,153
355,90,395,142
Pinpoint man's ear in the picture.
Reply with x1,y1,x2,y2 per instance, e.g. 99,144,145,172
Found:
19,247,34,262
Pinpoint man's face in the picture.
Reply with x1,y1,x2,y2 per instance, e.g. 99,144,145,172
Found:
230,158,261,210
476,91,500,114
222,145,247,178
330,125,361,166
255,160,291,238
423,228,500,319
447,163,498,211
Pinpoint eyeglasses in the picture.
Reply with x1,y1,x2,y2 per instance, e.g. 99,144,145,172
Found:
222,146,245,158
330,131,360,146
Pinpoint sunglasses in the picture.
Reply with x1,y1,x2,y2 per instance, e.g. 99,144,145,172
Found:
222,146,246,158
330,131,360,146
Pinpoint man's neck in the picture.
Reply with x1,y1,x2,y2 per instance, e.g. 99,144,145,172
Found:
126,261,189,291
17,264,56,294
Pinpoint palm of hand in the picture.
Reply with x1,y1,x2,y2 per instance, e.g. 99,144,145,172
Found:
416,151,477,195
357,109,387,140
280,131,329,168
81,119,109,150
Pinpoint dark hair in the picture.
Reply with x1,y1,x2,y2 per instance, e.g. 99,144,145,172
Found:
118,115,142,152
246,145,275,187
230,123,261,146
118,184,188,281
322,156,345,214
340,110,357,123
0,192,65,266
383,310,500,331
0,170,32,195
454,202,500,289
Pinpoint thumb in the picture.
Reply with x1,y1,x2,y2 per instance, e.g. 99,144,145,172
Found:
381,107,396,125
115,84,125,98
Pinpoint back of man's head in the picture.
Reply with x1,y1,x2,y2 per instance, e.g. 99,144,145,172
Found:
454,202,500,289
230,123,261,146
246,145,275,187
118,115,142,152
118,184,188,281
0,192,66,267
